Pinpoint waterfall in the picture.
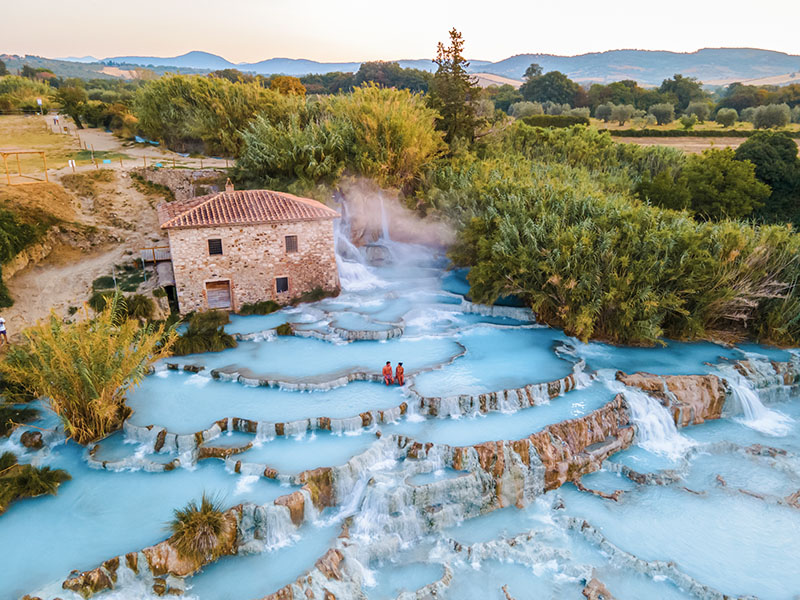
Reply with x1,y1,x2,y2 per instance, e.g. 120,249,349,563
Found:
612,382,694,459
334,212,385,292
724,377,793,436
379,194,391,241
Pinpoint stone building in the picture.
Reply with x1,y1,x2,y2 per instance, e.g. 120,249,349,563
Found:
158,182,340,314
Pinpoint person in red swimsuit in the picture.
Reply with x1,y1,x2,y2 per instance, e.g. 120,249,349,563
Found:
382,361,394,385
395,362,404,386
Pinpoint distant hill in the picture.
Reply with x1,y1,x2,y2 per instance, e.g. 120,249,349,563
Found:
481,48,800,86
472,73,523,89
7,48,800,86
106,50,237,70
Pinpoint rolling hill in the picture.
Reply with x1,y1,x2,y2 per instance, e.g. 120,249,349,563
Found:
6,48,800,86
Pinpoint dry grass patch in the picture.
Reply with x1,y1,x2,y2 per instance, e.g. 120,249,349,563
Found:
0,114,79,172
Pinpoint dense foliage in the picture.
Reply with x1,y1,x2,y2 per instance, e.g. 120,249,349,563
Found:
419,125,800,346
735,131,800,225
134,75,301,155
237,85,444,192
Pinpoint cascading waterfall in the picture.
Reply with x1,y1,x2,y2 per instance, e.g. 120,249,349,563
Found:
724,377,793,436
334,212,385,292
607,380,694,459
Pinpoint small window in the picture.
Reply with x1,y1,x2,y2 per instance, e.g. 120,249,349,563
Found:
276,277,289,294
208,238,223,255
285,235,298,253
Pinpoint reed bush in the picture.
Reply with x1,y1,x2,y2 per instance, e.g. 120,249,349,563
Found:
0,452,71,514
169,494,230,562
0,297,175,444
171,311,237,356
448,162,800,345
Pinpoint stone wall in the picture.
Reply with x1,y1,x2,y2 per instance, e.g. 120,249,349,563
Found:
132,168,226,201
168,219,339,314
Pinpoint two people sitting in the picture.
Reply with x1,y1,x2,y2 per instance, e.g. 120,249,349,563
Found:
382,361,404,385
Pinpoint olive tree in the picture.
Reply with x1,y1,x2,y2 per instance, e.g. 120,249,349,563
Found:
753,104,791,129
686,101,711,122
595,103,613,122
509,101,543,118
610,103,635,126
648,103,675,125
715,108,738,128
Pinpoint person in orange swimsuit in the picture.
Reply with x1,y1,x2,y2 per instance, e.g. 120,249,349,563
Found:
395,362,404,386
382,361,394,385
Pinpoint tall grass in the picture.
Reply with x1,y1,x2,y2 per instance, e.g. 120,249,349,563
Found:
0,296,175,444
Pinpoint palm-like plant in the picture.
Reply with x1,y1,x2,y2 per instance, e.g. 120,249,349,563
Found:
0,295,175,444
169,494,230,563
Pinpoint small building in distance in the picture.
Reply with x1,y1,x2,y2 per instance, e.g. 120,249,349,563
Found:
158,181,340,314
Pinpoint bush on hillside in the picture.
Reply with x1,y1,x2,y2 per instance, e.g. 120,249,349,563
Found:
715,108,738,127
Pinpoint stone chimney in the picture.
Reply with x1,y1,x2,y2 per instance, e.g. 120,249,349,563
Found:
225,178,234,193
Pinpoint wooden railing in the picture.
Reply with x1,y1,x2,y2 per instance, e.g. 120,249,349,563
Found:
139,246,171,264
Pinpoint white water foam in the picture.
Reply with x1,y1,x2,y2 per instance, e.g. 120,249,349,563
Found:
725,378,793,436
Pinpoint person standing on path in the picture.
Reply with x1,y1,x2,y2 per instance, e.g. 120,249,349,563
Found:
0,317,7,345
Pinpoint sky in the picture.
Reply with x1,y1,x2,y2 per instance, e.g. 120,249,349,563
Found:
2,0,800,63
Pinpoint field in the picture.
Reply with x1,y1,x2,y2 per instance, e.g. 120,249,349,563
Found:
592,117,800,134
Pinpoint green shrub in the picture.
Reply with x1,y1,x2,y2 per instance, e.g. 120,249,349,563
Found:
171,311,237,356
290,286,339,305
441,153,800,346
275,323,294,336
519,114,589,128
92,275,116,291
238,300,280,315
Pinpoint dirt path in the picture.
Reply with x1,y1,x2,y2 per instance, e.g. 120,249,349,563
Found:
615,137,745,154
3,169,169,332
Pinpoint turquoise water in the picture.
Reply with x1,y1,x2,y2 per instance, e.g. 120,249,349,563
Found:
184,523,340,600
1,431,291,599
167,335,463,382
127,373,406,433
411,327,574,397
384,383,614,447
5,227,800,600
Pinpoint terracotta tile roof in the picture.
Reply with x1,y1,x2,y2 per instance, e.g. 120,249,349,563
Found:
158,190,340,230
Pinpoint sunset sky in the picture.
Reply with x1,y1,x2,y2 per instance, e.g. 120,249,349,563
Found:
3,0,799,62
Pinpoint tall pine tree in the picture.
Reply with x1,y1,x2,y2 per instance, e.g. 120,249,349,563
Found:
427,28,479,146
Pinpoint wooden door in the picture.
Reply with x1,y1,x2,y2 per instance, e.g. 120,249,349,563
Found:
206,280,231,309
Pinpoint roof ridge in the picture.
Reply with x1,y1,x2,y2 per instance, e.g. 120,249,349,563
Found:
160,189,339,230
160,191,223,229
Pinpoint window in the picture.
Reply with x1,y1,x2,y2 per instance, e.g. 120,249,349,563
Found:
285,235,298,253
208,238,223,255
276,277,289,294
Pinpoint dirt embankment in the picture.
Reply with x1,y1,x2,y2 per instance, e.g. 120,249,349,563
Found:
1,169,170,332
